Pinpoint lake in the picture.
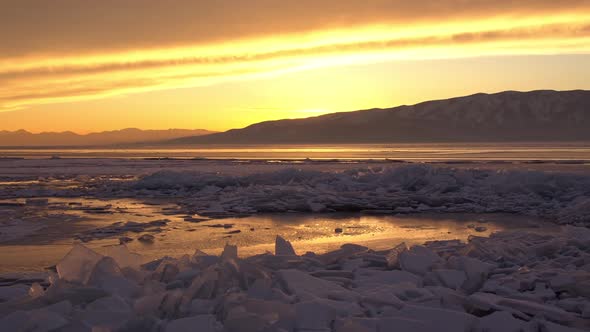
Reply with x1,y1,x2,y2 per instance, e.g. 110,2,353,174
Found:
1,142,590,161
0,197,558,273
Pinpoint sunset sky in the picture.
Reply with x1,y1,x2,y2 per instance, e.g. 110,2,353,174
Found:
1,0,590,133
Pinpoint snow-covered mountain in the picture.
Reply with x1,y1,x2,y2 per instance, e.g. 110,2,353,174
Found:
170,90,590,144
0,128,216,147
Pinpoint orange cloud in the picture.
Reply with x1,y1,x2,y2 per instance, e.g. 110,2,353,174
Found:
2,0,589,57
1,1,589,111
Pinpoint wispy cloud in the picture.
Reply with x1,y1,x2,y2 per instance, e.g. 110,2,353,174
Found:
1,0,589,110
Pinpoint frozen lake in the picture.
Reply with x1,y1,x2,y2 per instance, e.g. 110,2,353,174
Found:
1,142,590,161
0,157,589,332
0,197,558,273
0,156,588,273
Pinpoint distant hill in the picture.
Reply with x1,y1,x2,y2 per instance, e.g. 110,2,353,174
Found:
0,128,216,147
169,90,590,144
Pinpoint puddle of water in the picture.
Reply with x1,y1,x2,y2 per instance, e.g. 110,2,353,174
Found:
0,198,558,273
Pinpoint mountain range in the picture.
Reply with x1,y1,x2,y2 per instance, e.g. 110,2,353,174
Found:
0,128,215,147
168,90,590,144
2,90,589,147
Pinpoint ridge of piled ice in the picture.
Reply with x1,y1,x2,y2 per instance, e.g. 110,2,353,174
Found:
128,165,590,225
1,228,590,331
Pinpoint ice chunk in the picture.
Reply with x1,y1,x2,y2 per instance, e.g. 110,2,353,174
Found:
234,298,297,331
312,270,354,280
246,278,294,303
165,314,220,332
390,304,478,332
474,311,526,332
87,257,123,284
86,295,131,312
358,286,404,310
0,311,30,331
223,308,270,332
56,244,103,284
78,296,131,330
29,282,45,298
497,298,575,324
295,302,331,330
467,292,515,314
44,300,73,316
432,269,467,290
366,282,434,303
341,258,365,271
355,269,422,287
0,304,70,332
134,292,166,316
377,317,433,332
221,244,238,261
318,243,368,265
335,318,377,332
83,256,140,298
399,245,441,276
189,299,216,315
275,235,296,256
138,234,155,243
0,284,28,302
153,261,180,283
41,281,110,306
549,272,590,298
105,244,143,269
447,256,495,293
28,311,68,331
385,242,408,269
467,292,573,323
425,286,468,310
537,320,588,332
183,268,220,302
277,269,359,302
191,249,220,268
119,236,133,244
96,276,138,298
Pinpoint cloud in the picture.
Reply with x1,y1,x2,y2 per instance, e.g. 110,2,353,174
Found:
0,1,589,110
2,0,589,57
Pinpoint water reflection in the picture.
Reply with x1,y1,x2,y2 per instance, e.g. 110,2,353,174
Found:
0,197,558,272
1,142,590,160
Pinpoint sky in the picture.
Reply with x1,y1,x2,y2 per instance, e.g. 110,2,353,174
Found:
1,0,590,133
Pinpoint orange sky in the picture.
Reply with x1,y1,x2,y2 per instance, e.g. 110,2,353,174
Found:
1,1,590,133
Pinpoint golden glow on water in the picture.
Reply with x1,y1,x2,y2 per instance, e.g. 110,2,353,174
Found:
1,144,590,161
0,197,559,272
